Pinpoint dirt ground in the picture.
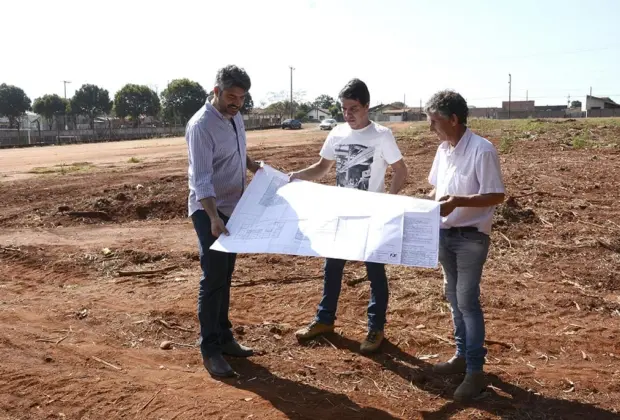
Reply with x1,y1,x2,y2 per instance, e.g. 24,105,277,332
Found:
0,124,326,182
1,119,619,420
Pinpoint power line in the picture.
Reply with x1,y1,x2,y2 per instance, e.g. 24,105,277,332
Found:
492,44,620,61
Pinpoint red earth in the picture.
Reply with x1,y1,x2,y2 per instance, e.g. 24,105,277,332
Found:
1,119,619,419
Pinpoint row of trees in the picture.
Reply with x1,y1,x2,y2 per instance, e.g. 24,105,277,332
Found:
0,80,254,130
262,92,343,121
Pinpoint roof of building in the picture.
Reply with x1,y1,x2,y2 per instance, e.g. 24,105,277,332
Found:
382,107,424,115
306,107,330,114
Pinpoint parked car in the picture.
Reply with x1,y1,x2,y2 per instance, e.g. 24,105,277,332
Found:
281,119,302,129
319,118,337,130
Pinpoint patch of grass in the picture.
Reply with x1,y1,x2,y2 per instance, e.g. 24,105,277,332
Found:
571,131,591,149
584,117,620,127
127,157,141,163
29,162,94,175
398,123,430,144
470,118,557,134
469,119,502,132
499,134,516,153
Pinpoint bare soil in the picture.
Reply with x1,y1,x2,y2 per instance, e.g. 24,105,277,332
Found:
1,119,620,419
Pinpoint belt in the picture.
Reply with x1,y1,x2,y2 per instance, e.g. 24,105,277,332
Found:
444,226,478,233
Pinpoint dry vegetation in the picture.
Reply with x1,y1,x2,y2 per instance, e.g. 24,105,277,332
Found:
1,119,619,419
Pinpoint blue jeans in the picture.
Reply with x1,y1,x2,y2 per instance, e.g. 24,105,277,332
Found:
191,210,236,358
316,258,389,331
438,228,490,373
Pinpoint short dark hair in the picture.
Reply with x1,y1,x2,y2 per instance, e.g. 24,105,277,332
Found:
339,78,370,107
215,65,251,92
424,90,468,125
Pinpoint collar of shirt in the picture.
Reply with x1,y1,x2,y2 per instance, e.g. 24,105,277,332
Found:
440,128,473,157
206,101,227,121
206,101,239,135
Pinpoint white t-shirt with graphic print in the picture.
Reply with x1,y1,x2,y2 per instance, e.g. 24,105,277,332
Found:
319,121,403,193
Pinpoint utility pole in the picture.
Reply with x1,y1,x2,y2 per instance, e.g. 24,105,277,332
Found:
508,73,512,119
403,94,406,108
567,94,571,107
419,98,422,121
62,80,71,130
589,86,592,96
289,66,295,119
526,90,528,101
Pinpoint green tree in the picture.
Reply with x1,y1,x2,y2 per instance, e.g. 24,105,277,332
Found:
32,94,67,129
114,84,161,127
313,94,335,110
160,79,207,125
295,102,313,121
70,84,113,129
329,102,342,119
0,84,31,128
241,92,254,114
571,100,582,109
266,100,302,120
298,102,313,115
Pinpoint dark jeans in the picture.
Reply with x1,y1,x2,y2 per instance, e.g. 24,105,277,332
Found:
315,258,389,331
191,210,236,358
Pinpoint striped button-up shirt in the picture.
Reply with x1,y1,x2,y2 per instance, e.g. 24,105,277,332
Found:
186,102,247,217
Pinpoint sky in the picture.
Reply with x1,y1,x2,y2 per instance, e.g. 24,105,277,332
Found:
2,0,619,109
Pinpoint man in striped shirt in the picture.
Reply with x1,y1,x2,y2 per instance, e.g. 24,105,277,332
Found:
186,65,262,378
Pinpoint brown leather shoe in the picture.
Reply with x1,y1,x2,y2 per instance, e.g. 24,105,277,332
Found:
295,321,335,340
360,330,384,354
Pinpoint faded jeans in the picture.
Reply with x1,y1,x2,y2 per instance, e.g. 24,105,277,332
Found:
438,228,490,373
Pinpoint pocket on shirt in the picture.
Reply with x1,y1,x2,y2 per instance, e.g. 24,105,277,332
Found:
449,171,478,196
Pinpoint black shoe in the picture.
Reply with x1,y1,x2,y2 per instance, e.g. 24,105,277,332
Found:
203,354,235,377
222,339,254,357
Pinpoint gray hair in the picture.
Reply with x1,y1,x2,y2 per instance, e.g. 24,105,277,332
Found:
215,65,251,92
424,89,468,125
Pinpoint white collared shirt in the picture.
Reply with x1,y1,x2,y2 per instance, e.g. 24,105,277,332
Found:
428,128,505,235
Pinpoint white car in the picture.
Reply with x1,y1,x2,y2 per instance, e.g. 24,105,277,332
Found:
319,118,337,130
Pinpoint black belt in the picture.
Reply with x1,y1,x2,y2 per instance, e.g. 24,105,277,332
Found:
444,226,478,233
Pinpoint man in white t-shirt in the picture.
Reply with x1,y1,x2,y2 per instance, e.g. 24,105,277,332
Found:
425,90,505,402
288,79,408,354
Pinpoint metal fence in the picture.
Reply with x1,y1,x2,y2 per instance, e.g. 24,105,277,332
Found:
0,115,282,147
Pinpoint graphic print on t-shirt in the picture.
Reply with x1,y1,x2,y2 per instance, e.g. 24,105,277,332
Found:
334,143,375,191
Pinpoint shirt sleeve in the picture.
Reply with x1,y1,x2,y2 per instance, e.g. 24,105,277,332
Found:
381,130,403,164
428,148,440,186
319,131,336,160
187,123,216,200
476,150,505,194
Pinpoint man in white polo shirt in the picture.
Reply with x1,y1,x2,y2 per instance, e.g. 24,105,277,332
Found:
424,90,505,402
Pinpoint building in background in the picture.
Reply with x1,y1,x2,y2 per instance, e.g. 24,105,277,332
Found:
502,100,535,112
586,95,620,110
306,107,330,121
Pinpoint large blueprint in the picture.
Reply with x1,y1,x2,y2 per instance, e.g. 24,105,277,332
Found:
211,165,440,268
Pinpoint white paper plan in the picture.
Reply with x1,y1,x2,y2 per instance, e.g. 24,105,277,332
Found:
211,165,441,268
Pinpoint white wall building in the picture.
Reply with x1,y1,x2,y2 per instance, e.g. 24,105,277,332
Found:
306,107,330,121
